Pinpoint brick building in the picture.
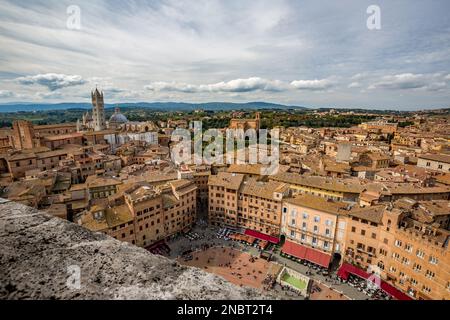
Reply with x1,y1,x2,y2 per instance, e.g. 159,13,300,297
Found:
208,172,289,236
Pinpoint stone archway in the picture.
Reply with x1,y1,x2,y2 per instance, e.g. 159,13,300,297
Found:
0,158,9,174
331,252,342,271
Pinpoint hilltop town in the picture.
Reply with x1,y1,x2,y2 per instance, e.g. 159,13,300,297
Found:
0,90,449,300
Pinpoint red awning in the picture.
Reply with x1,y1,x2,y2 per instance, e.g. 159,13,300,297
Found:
337,263,413,300
244,229,279,244
281,240,332,268
337,262,369,280
145,239,165,250
305,247,332,268
282,240,307,258
376,279,412,301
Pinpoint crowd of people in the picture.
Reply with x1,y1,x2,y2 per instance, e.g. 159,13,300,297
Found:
345,274,392,300
279,282,303,297
262,274,276,291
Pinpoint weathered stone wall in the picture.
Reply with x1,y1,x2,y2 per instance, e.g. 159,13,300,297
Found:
0,199,267,300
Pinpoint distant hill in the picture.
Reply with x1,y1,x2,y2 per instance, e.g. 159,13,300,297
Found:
0,101,307,113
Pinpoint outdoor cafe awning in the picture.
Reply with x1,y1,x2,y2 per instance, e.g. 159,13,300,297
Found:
145,239,165,250
244,229,279,244
281,240,332,268
337,262,413,300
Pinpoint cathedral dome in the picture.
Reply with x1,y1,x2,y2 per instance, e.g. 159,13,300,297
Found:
109,107,128,123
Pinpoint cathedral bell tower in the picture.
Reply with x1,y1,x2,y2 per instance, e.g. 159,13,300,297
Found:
92,88,106,131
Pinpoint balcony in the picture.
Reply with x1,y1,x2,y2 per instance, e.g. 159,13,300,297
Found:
386,272,397,281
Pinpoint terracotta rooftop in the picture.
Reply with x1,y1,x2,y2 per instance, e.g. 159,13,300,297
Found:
86,176,122,189
418,153,450,164
34,123,77,129
348,205,386,224
170,179,197,196
284,194,351,215
7,152,37,161
105,204,134,228
170,178,192,190
162,194,179,209
394,198,450,220
240,178,288,200
227,163,289,176
382,182,450,195
126,185,161,202
35,149,68,159
365,152,390,161
436,173,450,185
79,211,109,231
271,172,365,194
227,163,265,175
324,161,351,173
208,171,245,190
43,132,83,141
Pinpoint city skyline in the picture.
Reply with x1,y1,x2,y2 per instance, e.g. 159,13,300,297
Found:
0,0,450,110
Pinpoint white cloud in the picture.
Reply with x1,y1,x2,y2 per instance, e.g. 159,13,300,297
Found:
348,82,362,89
351,73,366,81
290,78,334,91
16,73,86,91
145,77,286,93
0,90,15,98
85,77,128,96
369,73,448,91
426,82,447,91
35,91,63,99
207,78,286,92
369,73,426,90
145,82,199,93
145,77,338,95
104,88,127,94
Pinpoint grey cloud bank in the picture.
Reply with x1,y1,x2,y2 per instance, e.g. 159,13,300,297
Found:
17,73,86,91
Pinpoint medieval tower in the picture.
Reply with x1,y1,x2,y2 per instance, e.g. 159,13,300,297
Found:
10,120,39,150
91,88,106,131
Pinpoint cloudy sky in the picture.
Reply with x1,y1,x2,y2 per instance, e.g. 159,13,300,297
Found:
0,0,449,110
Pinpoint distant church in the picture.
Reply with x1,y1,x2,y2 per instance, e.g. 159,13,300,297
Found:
78,88,123,132
91,88,106,131
76,89,166,136
229,112,260,131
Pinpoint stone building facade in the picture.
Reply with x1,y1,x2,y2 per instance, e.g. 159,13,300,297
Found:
229,112,261,131
208,172,289,236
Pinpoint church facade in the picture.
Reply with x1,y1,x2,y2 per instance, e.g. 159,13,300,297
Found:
229,112,261,131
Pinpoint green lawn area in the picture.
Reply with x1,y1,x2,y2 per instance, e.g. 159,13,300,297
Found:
281,273,307,290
